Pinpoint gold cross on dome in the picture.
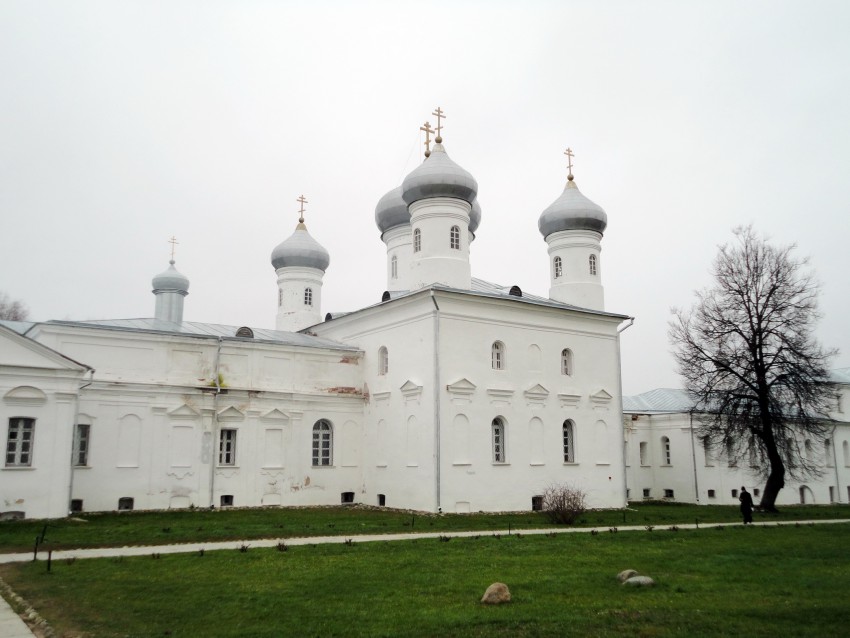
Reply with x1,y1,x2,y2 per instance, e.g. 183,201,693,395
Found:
297,194,308,223
564,147,575,179
168,236,178,261
432,106,446,141
420,121,434,157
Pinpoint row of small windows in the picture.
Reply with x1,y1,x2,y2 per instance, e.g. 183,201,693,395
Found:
634,436,850,468
491,342,573,375
552,254,599,279
491,418,575,463
276,288,314,307
411,226,463,253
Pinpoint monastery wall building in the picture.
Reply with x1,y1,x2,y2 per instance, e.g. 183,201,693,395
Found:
2,112,847,519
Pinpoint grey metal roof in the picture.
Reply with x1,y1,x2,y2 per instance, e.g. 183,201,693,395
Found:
270,224,330,271
0,320,34,335
401,142,478,205
623,388,694,413
151,260,190,292
538,179,608,237
44,318,357,351
375,186,409,233
830,368,850,384
320,277,630,326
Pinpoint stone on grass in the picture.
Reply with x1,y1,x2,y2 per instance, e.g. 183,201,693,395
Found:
481,582,511,604
624,576,655,587
617,569,639,583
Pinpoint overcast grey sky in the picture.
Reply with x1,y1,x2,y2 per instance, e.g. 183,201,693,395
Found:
2,0,848,395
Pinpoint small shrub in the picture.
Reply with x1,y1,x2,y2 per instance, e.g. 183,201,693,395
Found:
277,542,288,552
541,483,588,525
438,535,451,542
343,538,354,546
239,544,249,553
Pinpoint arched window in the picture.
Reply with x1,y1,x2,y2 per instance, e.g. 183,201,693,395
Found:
312,420,333,466
639,441,648,465
804,439,813,461
844,440,850,467
702,436,713,466
450,225,460,250
391,255,398,279
554,256,562,278
661,436,671,465
563,420,575,462
825,439,833,466
492,417,505,463
304,287,313,307
561,348,573,375
491,341,505,370
413,228,421,253
589,254,598,276
378,346,388,375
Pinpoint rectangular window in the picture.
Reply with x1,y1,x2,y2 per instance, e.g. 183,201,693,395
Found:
664,489,674,498
220,495,234,507
731,489,738,498
74,424,90,466
642,488,651,498
639,441,648,466
6,418,34,466
219,429,237,465
707,489,716,498
753,488,760,497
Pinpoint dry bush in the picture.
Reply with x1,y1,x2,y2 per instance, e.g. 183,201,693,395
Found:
542,483,587,525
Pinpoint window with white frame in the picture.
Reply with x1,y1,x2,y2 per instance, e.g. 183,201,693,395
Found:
413,228,421,253
589,254,597,276
553,256,562,278
561,348,573,375
639,441,648,466
74,423,90,466
563,420,575,462
219,429,237,465
5,418,34,467
312,420,333,466
825,439,833,467
304,287,313,307
661,436,671,465
391,255,398,279
378,346,388,375
450,225,460,250
491,341,505,370
492,417,506,463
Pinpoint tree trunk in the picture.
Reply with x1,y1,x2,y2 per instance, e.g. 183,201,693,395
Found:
759,435,786,512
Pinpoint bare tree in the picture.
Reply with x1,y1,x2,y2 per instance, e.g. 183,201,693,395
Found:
0,292,29,321
670,226,836,512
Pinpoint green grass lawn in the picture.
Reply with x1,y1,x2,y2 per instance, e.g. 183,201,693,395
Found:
1,523,848,637
1,502,848,553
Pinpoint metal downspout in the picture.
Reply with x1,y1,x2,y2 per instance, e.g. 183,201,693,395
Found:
616,318,634,507
689,410,700,503
431,290,442,512
67,369,94,515
208,337,223,508
830,423,841,502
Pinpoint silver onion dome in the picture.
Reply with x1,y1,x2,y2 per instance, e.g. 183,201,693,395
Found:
152,260,190,292
270,223,330,272
469,198,482,233
375,186,409,233
538,178,608,238
401,142,478,205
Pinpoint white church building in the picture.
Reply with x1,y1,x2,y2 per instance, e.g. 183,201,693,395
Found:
2,115,848,520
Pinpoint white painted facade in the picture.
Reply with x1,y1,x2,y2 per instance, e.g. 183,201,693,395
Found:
623,382,850,506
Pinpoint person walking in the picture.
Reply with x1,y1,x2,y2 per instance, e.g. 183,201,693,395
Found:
739,486,754,524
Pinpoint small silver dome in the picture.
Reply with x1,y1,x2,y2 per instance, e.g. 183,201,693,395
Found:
469,198,482,233
152,260,190,292
401,142,478,205
538,179,607,238
375,186,409,233
271,224,330,272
